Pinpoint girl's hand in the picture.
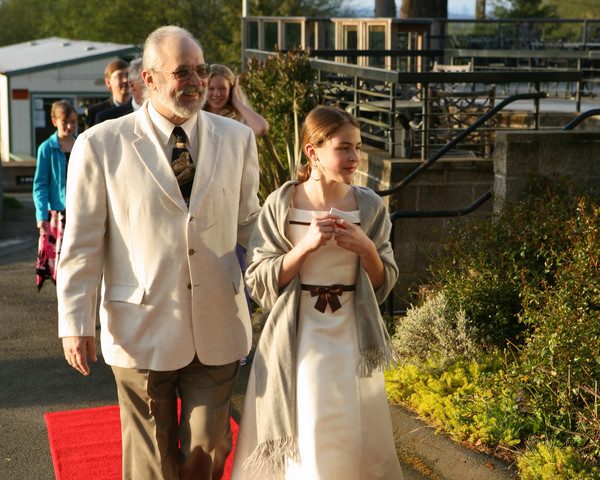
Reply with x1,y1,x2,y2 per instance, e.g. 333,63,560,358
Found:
37,220,49,234
230,76,269,137
278,213,336,289
333,219,373,256
298,214,337,254
231,76,242,106
333,218,386,289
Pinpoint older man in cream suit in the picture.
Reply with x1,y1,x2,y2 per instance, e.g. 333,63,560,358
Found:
57,26,260,480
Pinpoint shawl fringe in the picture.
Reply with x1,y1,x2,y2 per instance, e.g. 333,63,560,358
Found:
357,343,397,377
241,437,300,480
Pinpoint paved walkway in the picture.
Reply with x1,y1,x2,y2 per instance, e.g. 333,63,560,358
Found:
0,192,516,479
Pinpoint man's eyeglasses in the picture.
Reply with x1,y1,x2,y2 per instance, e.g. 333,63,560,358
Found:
110,72,129,81
154,65,209,82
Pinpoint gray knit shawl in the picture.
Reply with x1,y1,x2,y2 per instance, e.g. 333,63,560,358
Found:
242,181,399,479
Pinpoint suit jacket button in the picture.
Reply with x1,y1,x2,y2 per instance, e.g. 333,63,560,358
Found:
187,283,192,289
188,249,195,255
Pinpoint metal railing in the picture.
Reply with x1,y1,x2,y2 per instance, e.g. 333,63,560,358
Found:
287,48,600,102
375,92,547,196
246,49,583,159
443,48,600,103
281,48,444,72
244,41,598,317
562,108,600,130
379,105,600,316
432,18,600,51
382,190,494,316
377,92,543,314
376,92,544,314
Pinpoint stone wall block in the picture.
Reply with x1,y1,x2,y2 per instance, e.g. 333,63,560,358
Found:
357,130,600,309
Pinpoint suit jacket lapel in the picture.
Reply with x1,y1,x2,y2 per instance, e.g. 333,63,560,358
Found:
132,105,188,210
188,111,219,215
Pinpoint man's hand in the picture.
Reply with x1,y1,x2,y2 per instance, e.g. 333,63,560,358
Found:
62,336,97,376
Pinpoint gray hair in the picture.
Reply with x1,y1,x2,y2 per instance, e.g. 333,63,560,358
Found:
128,58,143,84
142,26,203,72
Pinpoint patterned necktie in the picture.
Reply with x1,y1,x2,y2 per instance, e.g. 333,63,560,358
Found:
171,126,195,206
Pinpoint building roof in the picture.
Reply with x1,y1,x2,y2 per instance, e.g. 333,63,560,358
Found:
0,37,139,76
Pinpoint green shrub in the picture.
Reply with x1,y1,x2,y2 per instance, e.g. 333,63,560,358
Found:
429,178,589,348
517,442,600,480
386,355,539,448
393,291,480,368
239,50,322,200
388,177,600,476
517,196,600,456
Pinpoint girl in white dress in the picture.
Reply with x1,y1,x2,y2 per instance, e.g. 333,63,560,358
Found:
231,106,403,480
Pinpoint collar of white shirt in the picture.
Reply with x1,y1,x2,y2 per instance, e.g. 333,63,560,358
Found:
147,100,198,154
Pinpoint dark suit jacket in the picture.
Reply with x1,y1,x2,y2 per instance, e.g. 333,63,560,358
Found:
85,98,115,129
96,99,134,124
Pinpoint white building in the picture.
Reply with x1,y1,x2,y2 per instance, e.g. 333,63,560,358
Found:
0,37,138,195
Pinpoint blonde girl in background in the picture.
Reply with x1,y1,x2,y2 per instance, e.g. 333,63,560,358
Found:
204,63,268,137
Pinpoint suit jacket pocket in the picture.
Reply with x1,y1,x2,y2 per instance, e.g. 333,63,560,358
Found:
105,284,145,304
224,254,243,295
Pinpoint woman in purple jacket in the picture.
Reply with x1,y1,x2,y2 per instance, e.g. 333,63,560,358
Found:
32,99,77,290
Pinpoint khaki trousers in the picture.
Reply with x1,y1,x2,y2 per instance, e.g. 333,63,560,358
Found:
111,357,240,480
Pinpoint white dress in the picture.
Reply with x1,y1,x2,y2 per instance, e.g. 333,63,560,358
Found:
232,208,403,480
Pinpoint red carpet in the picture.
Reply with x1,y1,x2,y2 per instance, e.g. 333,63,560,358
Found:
44,405,238,480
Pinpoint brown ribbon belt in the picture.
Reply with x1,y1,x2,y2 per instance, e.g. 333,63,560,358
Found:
301,284,356,313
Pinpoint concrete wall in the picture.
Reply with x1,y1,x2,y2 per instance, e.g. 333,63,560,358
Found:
355,147,493,308
494,130,600,214
356,127,600,310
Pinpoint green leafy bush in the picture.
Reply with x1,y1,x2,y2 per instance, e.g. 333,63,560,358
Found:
387,177,600,477
517,442,600,480
429,178,586,348
517,196,600,457
239,50,322,199
386,356,538,448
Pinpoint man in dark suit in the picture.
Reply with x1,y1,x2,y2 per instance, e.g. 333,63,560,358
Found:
94,99,132,124
85,59,131,129
95,59,144,124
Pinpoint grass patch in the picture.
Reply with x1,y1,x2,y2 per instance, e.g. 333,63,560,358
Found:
3,195,24,209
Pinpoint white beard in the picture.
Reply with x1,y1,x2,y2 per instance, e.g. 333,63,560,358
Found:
155,80,206,119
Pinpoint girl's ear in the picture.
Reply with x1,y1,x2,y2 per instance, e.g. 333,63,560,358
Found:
51,118,58,128
304,143,317,161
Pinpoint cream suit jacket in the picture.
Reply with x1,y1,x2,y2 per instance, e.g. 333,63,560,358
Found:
57,103,261,371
